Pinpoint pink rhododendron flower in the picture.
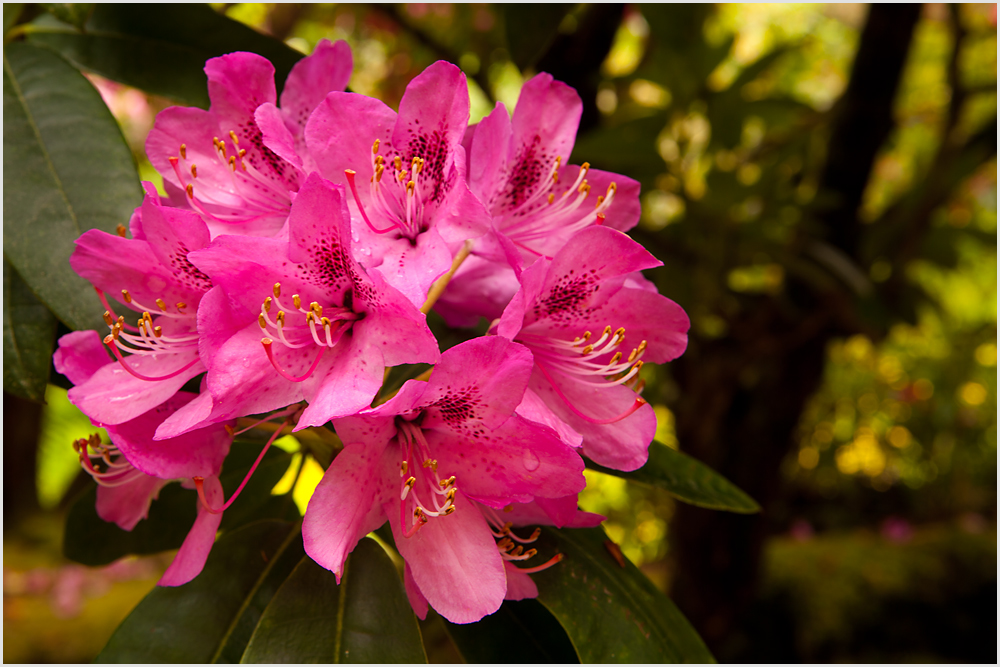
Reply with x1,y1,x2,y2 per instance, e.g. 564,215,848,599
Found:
65,185,212,427
436,72,642,326
147,40,352,236
303,336,586,623
55,330,233,587
496,226,690,471
304,60,490,305
182,173,439,433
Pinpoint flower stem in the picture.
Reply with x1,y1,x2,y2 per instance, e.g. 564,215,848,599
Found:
420,239,474,315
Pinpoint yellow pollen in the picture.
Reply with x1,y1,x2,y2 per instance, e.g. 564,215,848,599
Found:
103,311,114,326
439,475,456,488
627,348,639,363
153,326,163,338
582,345,594,355
311,302,323,316
610,351,622,364
614,327,626,342
637,340,647,354
186,183,194,198
176,302,187,313
413,506,424,519
510,546,524,557
596,195,605,207
258,314,267,329
375,164,384,182
444,506,456,515
406,180,415,195
238,148,246,158
375,155,384,166
422,458,438,471
121,289,132,303
633,360,644,373
603,325,612,336
116,224,127,237
191,164,198,178
446,487,456,501
579,182,591,195
548,193,555,204
581,161,590,171
555,156,562,167
321,316,331,327
394,156,402,171
401,460,409,476
306,312,315,324
263,296,272,312
277,311,286,325
228,155,236,171
608,182,617,194
529,527,541,540
524,548,538,558
372,139,380,154
273,283,282,298
155,298,167,311
116,315,124,327
229,130,239,145
179,144,186,159
292,295,301,309
405,476,416,490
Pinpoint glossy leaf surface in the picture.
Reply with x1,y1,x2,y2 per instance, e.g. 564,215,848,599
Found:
97,520,298,663
27,4,303,108
444,599,578,663
533,526,715,663
242,538,426,663
3,41,141,332
3,258,56,401
588,441,761,513
502,5,573,71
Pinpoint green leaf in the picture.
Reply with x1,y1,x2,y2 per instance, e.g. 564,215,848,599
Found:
4,4,23,34
39,3,93,31
3,42,141,332
242,538,427,663
444,599,578,663
63,481,198,566
533,526,714,663
587,441,761,513
27,4,304,108
97,520,299,663
3,258,56,401
502,5,574,71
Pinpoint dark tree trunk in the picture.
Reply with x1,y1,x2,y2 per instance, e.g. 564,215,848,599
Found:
669,4,922,658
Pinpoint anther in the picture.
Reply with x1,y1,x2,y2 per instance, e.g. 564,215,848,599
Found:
238,148,246,158
394,156,402,171
372,139,380,154
277,311,286,325
258,313,267,329
582,345,594,355
116,224,127,237
153,326,163,338
121,289,132,304
610,351,622,364
229,156,236,170
176,302,187,313
179,144,187,159
155,298,167,311
224,424,235,436
186,184,194,198
548,193,555,204
229,130,239,145
292,295,301,309
191,164,198,178
401,460,409,476
103,311,114,326
263,296,272,312
273,283,281,298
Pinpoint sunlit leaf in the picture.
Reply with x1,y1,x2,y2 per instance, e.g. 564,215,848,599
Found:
444,599,578,663
36,384,98,509
97,520,299,663
588,441,761,513
533,526,714,663
27,4,304,108
242,538,426,663
2,258,56,401
3,42,141,332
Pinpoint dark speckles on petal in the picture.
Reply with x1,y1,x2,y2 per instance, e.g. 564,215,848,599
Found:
533,268,600,323
429,385,482,428
169,242,213,292
503,134,551,211
405,122,453,204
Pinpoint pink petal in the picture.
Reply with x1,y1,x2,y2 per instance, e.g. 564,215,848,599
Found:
279,39,352,138
53,331,112,386
306,91,396,189
403,563,430,619
159,475,224,586
303,441,390,581
256,102,303,171
204,52,276,123
509,74,582,193
466,102,512,212
389,491,505,624
503,561,539,601
95,474,169,531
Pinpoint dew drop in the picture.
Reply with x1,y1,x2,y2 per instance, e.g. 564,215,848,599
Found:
522,449,540,472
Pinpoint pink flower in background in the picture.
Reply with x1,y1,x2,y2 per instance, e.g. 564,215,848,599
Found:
65,185,212,427
147,40,352,236
182,173,439,434
55,329,233,587
304,60,490,305
303,336,586,623
496,226,690,471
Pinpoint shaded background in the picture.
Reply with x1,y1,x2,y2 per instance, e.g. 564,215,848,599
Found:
4,3,996,662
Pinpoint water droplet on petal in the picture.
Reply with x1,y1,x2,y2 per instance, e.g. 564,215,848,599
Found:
522,449,540,472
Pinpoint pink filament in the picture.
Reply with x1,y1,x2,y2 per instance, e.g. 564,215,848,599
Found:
104,339,200,382
535,361,646,425
263,340,327,383
345,169,399,234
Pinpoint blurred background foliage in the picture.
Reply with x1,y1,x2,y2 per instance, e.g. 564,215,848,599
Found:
4,3,995,663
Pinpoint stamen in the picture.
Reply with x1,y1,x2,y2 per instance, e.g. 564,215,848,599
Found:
517,553,565,574
116,224,127,237
345,169,399,234
103,336,200,381
262,338,327,383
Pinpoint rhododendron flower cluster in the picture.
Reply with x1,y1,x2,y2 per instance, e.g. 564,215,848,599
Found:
58,41,690,624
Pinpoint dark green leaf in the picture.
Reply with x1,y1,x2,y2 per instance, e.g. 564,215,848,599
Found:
39,3,93,31
533,526,714,663
4,3,23,33
27,4,304,108
242,538,427,663
3,42,141,332
211,531,305,664
588,441,761,513
218,441,297,531
3,257,56,401
63,482,198,566
503,5,574,71
97,520,298,663
444,599,578,663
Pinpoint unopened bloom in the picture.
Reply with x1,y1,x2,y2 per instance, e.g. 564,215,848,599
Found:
496,226,690,471
55,330,233,587
303,336,585,623
304,60,490,306
147,40,352,236
185,173,440,432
